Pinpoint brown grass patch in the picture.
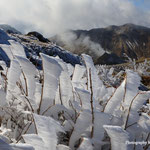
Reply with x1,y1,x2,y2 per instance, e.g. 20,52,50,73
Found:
141,75,150,86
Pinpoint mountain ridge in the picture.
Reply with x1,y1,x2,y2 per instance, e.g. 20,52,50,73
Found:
0,27,81,68
50,23,150,64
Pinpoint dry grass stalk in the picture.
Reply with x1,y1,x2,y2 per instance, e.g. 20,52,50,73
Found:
89,68,94,138
124,93,139,130
37,62,44,114
143,133,150,150
58,78,63,105
102,88,117,112
21,70,28,96
41,104,55,115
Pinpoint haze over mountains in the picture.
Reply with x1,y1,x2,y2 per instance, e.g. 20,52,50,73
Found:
51,23,150,64
0,23,150,65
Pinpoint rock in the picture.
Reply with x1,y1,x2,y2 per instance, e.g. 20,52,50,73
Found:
0,29,11,44
27,31,50,43
96,52,125,65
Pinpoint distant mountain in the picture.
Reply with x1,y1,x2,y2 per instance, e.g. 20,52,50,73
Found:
1,23,150,66
50,24,150,65
0,24,21,34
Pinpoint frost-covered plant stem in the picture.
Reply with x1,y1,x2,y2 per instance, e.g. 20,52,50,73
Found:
16,80,26,95
4,68,8,92
37,72,44,114
24,97,34,112
59,79,63,105
16,80,34,112
41,104,54,115
16,114,38,143
69,100,78,122
21,70,28,96
89,68,94,138
16,122,31,143
144,133,150,150
122,75,127,103
32,114,38,134
124,93,139,130
102,88,117,112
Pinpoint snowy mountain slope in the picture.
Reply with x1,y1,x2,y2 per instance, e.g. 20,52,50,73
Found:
0,29,11,45
0,29,81,68
0,24,21,34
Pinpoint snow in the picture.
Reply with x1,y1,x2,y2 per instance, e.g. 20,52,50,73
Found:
69,110,92,149
0,89,6,106
124,92,150,129
82,54,107,102
138,113,150,132
0,139,34,150
23,134,46,150
0,30,149,150
72,65,86,83
6,59,21,102
8,40,26,58
77,138,93,150
104,70,141,117
93,112,110,146
40,53,63,113
16,56,37,101
104,78,126,115
1,55,149,150
56,145,70,150
55,71,73,109
24,114,64,150
134,39,139,46
0,44,13,63
103,125,132,150
123,70,141,108
0,40,26,66
75,88,91,110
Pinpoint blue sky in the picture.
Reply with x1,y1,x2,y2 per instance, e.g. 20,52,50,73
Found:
130,0,150,11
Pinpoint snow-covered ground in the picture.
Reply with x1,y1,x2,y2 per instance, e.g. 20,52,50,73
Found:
0,29,149,150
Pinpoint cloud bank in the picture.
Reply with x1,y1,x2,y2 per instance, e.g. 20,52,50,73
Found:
0,0,150,36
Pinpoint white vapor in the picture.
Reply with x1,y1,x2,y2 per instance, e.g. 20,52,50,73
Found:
59,32,105,61
0,0,150,36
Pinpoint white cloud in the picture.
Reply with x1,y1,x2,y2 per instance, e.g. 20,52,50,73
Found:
0,0,149,36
